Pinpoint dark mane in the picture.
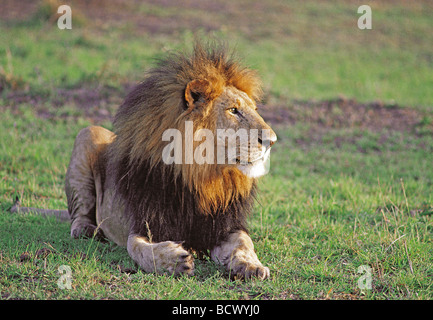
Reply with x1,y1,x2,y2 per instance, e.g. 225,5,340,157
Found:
110,159,256,252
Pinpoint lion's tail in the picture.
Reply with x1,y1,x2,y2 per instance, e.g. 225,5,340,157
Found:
10,196,70,222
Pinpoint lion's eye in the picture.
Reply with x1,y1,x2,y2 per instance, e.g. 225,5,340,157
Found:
229,107,239,115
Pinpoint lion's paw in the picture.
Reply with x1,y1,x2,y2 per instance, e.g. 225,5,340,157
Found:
152,241,195,276
230,261,270,280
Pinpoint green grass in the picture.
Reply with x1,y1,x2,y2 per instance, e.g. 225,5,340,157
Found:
1,104,432,300
261,123,433,298
1,0,433,300
1,0,432,107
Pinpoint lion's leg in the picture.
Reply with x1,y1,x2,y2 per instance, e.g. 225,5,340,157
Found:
211,230,270,280
65,126,113,240
127,234,194,276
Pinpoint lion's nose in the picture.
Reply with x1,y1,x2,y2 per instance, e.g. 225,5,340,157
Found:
258,132,277,147
268,130,277,146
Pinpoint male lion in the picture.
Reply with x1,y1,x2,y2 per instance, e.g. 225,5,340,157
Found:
21,43,277,279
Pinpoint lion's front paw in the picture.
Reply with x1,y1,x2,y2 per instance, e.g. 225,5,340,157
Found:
152,241,195,276
211,231,270,280
230,260,270,280
127,235,195,276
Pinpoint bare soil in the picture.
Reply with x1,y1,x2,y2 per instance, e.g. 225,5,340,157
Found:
4,84,431,141
259,98,428,134
0,0,291,40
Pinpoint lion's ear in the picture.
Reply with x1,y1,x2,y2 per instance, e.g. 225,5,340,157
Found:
185,79,211,110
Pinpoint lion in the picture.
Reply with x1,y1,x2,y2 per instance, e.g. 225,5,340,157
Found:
15,42,277,279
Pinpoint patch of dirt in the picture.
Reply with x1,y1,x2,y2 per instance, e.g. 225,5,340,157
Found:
259,98,432,151
0,0,40,21
4,85,432,139
0,0,292,40
260,98,427,134
3,84,134,123
259,97,432,147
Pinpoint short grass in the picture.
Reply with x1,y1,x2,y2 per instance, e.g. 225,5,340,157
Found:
1,104,432,300
1,0,432,300
1,0,432,107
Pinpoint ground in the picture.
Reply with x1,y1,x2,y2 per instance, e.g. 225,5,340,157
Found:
0,0,432,300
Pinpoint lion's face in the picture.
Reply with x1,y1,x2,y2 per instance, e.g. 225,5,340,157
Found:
183,81,277,179
212,86,277,178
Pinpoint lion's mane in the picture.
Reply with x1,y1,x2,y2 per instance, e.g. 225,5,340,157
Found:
107,43,263,252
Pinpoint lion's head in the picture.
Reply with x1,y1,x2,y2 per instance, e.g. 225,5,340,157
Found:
110,42,276,215
201,84,277,178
